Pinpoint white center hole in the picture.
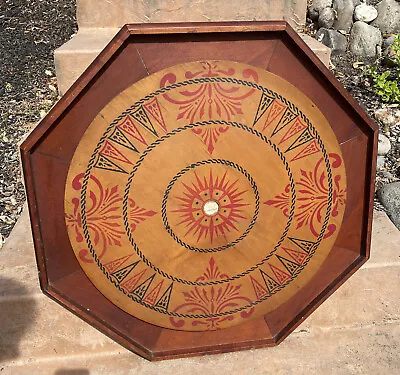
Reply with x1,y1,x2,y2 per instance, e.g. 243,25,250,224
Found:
203,200,219,216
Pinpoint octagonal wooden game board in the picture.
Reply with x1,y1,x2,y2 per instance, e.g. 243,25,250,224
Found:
21,22,377,360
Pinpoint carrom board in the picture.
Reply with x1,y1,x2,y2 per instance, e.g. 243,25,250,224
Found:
21,22,377,360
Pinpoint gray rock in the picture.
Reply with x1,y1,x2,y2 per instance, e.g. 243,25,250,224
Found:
383,36,400,66
333,0,360,32
375,107,400,127
315,28,348,52
354,4,378,23
377,155,386,169
371,0,400,34
381,170,395,180
383,35,395,49
309,0,334,20
378,133,392,155
349,21,382,56
318,7,336,28
383,45,399,66
377,182,400,230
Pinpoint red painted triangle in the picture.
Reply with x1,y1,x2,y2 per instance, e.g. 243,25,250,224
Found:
121,268,147,292
103,254,133,274
118,115,148,146
143,280,164,305
250,275,269,299
99,140,132,165
279,117,307,144
144,98,167,132
282,247,308,265
269,263,291,285
262,100,286,131
291,139,320,162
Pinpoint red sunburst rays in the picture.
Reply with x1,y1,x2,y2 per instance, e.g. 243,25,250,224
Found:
171,170,249,244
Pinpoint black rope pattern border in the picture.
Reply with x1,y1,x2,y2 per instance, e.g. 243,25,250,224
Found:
77,77,334,318
122,121,295,285
161,158,260,253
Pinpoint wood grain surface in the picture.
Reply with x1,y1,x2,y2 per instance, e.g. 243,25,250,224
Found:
21,22,377,359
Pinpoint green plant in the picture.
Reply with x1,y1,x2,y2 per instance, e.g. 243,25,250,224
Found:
362,41,400,104
389,34,400,67
372,71,400,103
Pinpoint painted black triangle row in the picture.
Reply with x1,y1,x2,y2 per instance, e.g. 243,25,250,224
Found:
289,237,316,254
285,127,314,153
276,254,300,276
94,154,127,174
260,269,279,293
109,127,139,153
110,261,140,284
154,282,174,311
253,91,275,126
131,106,158,137
131,273,156,300
271,107,297,136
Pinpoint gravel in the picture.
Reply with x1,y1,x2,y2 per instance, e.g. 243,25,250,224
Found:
0,0,77,243
330,52,400,171
329,51,400,210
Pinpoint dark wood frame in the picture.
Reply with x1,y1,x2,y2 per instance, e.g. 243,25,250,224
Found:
20,21,377,360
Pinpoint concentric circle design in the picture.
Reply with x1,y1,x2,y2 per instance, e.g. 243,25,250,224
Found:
64,61,347,332
161,158,261,253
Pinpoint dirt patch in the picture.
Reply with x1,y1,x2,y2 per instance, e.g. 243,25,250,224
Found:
330,52,400,201
0,0,77,242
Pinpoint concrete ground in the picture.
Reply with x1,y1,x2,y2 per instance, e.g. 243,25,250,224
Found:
0,207,399,374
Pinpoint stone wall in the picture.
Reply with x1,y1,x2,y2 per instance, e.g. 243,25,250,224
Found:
76,0,307,28
55,0,334,95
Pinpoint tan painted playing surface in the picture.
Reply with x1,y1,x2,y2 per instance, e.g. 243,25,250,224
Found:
64,61,347,331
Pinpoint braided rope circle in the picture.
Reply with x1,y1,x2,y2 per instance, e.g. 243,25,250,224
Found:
161,159,260,253
122,121,295,285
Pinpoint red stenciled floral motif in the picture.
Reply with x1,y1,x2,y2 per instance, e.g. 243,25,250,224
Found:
265,184,291,217
66,173,157,263
265,153,346,239
128,199,157,232
160,61,258,154
160,61,258,122
65,173,124,263
169,258,254,330
191,125,229,154
171,170,249,244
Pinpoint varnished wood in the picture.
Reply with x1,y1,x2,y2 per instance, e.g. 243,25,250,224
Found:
20,21,377,360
